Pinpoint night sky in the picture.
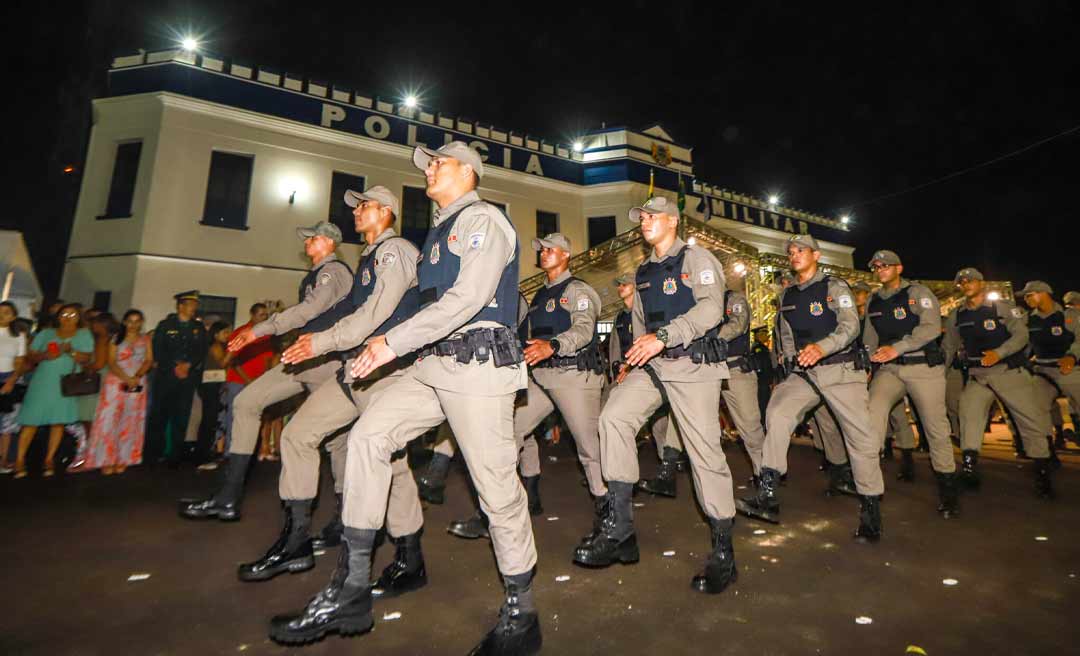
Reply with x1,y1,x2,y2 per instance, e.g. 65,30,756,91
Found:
11,1,1078,301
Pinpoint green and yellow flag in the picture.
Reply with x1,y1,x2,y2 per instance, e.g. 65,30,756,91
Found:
646,169,655,201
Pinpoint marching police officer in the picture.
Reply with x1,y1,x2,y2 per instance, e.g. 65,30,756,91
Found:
147,291,207,466
863,250,959,518
1020,280,1080,450
750,326,776,423
715,282,766,476
574,196,738,596
607,273,635,378
180,222,353,521
269,142,540,655
943,268,1053,497
738,234,884,543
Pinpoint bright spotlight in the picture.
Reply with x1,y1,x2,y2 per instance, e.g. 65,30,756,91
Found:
768,195,779,207
687,237,697,246
404,95,418,109
181,37,199,51
987,291,1001,301
840,214,850,225
734,262,747,275
572,141,584,153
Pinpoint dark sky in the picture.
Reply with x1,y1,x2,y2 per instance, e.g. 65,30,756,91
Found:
10,0,1079,299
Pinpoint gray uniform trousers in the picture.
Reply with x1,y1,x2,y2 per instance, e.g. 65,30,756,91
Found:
869,363,956,473
344,357,536,576
1031,364,1080,429
813,400,908,462
945,366,964,437
723,367,765,473
959,364,1050,457
762,363,884,495
600,367,735,520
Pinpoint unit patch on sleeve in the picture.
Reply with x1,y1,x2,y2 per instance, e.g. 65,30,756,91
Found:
700,269,716,285
838,295,854,308
577,297,590,311
468,232,485,249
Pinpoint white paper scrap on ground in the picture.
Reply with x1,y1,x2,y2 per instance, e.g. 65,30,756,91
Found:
753,529,766,535
942,578,958,586
555,575,571,582
663,550,676,557
548,456,558,462
633,503,645,508
313,550,326,556
127,573,151,582
1035,536,1049,541
547,516,559,521
382,611,402,621
855,616,873,625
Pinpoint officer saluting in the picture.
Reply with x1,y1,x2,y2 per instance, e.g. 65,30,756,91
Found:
1020,281,1080,451
575,196,739,596
943,268,1053,497
269,142,540,655
863,250,959,519
180,222,353,520
738,234,885,543
147,290,207,466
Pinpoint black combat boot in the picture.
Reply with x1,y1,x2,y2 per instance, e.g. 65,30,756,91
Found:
635,446,680,498
311,493,344,550
468,569,542,656
882,436,895,461
573,482,639,568
372,530,427,599
523,475,543,516
1067,416,1080,445
1047,436,1062,471
896,448,916,482
416,452,451,505
853,495,883,544
1033,458,1055,499
269,527,375,644
935,471,960,519
579,494,609,546
448,510,490,540
735,467,781,523
238,500,316,582
178,453,250,521
674,448,691,473
825,463,858,497
691,517,738,594
959,450,980,489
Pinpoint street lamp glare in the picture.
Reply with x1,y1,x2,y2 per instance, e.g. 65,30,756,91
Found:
768,195,779,206
181,37,198,51
404,95,418,109
572,141,584,152
840,214,850,225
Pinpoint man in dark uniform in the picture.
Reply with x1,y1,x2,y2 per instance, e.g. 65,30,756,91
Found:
750,326,776,426
1021,280,1080,451
147,291,207,466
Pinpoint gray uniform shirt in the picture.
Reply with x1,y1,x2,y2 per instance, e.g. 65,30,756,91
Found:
252,253,353,338
632,238,729,382
862,279,941,355
1029,303,1080,362
775,270,859,361
529,270,604,390
308,229,419,357
717,289,751,346
942,298,1029,370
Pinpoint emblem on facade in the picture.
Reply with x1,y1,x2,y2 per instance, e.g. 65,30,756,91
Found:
809,301,824,316
893,307,907,320
650,142,672,166
662,277,678,295
545,298,556,312
1051,326,1063,336
361,268,371,286
429,242,440,264
983,319,996,331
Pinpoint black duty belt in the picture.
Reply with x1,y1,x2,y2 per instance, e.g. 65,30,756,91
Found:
727,355,753,373
417,327,524,368
533,355,581,369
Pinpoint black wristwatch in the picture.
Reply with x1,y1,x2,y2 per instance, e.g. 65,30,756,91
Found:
656,327,670,347
549,338,561,355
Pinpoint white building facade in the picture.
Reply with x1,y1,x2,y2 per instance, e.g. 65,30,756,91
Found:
62,48,855,326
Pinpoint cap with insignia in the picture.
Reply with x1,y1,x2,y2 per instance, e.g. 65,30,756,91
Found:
1064,291,1080,305
953,267,984,283
1018,280,1053,296
614,273,634,286
787,233,820,251
628,196,679,222
174,290,200,302
531,233,572,253
412,141,485,178
344,185,401,218
297,221,343,244
867,250,902,268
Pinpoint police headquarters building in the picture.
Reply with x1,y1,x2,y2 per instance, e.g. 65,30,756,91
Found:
63,47,865,328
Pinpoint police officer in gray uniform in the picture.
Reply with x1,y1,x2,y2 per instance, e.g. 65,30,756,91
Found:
269,142,540,655
943,268,1053,497
180,222,354,521
716,284,767,476
738,234,884,543
1020,280,1080,451
575,196,738,596
863,250,959,518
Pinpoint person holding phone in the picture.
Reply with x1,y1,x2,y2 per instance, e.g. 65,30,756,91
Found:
84,309,154,475
13,303,93,478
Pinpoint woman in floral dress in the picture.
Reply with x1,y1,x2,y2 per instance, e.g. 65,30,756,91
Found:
85,310,154,474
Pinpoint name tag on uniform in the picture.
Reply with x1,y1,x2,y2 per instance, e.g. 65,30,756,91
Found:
637,282,651,290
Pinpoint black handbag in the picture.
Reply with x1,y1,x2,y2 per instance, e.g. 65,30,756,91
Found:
0,383,26,412
61,365,101,397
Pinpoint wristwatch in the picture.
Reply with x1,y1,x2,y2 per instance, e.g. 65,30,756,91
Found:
656,327,670,347
549,338,561,355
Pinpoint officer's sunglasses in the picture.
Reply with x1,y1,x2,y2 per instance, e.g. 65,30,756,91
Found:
869,263,893,272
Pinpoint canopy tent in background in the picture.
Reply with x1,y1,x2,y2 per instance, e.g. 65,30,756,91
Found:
0,230,44,319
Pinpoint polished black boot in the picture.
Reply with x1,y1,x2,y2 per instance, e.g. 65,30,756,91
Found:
853,494,883,543
1047,436,1062,471
579,494,609,546
468,569,542,656
311,493,344,550
573,481,639,568
692,517,738,594
674,448,691,473
239,500,315,582
825,463,858,497
736,466,780,523
416,452,450,505
896,448,915,482
959,450,980,489
448,510,490,540
523,475,543,516
635,447,680,498
269,527,375,644
372,530,427,599
935,471,960,519
178,454,250,521
1033,458,1055,499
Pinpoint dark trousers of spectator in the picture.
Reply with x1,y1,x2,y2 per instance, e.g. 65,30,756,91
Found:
194,382,223,463
146,373,198,465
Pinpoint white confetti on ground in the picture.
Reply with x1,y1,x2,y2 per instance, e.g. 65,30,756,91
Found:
942,578,958,586
663,550,676,557
313,550,326,556
547,516,559,521
753,529,767,535
237,645,249,652
555,575,571,582
127,573,151,582
855,616,873,625
1035,536,1049,542
548,456,558,462
382,611,402,621
736,485,747,490
633,503,645,508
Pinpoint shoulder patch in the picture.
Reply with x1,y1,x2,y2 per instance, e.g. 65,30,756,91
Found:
838,295,854,308
380,251,397,266
468,232,485,249
577,297,590,311
731,302,744,314
920,297,933,309
700,269,716,285
318,272,332,285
